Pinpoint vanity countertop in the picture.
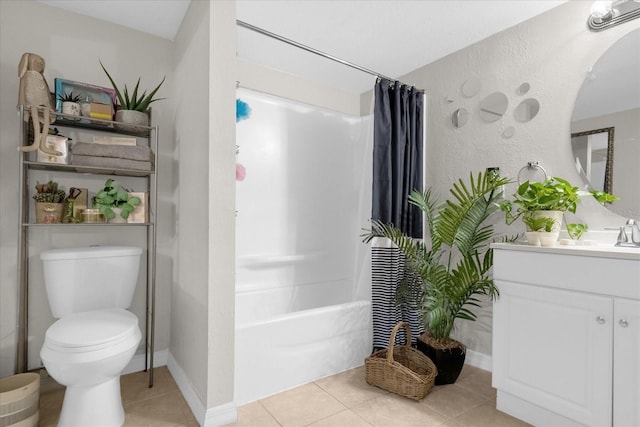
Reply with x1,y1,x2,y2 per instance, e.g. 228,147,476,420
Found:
491,242,640,261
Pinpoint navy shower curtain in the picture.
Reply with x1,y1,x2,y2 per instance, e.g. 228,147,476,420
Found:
371,78,424,349
372,78,423,238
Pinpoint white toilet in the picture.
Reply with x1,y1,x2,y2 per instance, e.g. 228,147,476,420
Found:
40,246,143,427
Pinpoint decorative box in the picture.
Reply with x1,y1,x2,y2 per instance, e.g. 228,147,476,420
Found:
128,192,148,223
37,135,68,164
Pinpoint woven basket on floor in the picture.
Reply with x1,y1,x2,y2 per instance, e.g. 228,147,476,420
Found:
365,322,437,401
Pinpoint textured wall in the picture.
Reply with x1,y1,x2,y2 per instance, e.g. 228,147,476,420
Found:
395,1,640,355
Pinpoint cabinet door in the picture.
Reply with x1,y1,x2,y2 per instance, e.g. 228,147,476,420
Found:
613,298,640,427
493,281,613,427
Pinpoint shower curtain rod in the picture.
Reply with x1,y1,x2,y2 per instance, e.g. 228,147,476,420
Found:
237,19,421,89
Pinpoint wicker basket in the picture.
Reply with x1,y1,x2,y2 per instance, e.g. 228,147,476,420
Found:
365,322,437,401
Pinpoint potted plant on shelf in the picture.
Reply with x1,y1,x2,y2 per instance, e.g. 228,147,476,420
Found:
522,215,558,247
33,180,67,223
498,177,620,246
92,178,141,223
57,91,82,116
497,177,585,246
99,61,165,129
363,170,510,384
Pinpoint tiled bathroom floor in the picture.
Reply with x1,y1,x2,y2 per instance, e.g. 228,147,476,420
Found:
39,364,530,427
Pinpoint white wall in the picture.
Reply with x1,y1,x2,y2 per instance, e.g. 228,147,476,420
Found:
387,1,640,355
170,0,237,421
206,0,236,412
0,0,175,377
237,59,361,116
171,0,211,407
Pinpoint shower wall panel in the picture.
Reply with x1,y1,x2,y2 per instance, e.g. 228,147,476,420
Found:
236,89,368,309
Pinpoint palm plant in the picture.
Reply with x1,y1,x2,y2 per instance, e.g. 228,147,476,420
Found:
363,170,510,343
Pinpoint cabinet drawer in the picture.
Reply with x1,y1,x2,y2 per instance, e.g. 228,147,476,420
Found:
493,249,640,299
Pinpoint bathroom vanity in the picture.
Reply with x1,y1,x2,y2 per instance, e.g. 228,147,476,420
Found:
491,243,640,427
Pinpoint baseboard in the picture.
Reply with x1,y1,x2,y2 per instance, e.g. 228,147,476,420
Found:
122,349,169,375
465,349,492,372
167,352,238,427
202,402,237,427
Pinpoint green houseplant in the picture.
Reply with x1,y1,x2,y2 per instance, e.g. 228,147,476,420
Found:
363,170,510,384
497,177,585,245
497,177,583,226
92,179,141,222
498,177,618,246
99,61,165,127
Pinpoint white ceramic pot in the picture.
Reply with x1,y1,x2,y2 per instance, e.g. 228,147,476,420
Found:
108,207,127,224
62,101,80,116
526,231,560,247
529,210,564,232
115,110,148,125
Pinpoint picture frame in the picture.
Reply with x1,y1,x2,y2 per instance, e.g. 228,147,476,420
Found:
54,78,117,119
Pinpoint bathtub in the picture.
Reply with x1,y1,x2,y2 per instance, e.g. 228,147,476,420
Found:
234,288,372,405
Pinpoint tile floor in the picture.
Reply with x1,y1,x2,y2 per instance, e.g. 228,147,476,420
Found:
39,364,531,427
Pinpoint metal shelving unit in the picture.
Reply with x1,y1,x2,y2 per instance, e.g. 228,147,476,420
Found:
16,106,158,387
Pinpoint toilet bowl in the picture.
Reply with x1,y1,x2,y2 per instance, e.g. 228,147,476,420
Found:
41,309,141,427
39,246,143,427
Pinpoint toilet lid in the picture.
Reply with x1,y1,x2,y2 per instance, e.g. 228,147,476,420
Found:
45,309,139,352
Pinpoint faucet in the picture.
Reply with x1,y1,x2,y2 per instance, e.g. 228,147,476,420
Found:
629,219,640,243
616,219,640,247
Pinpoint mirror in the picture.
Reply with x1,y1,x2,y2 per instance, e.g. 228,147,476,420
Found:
478,92,508,122
452,108,469,128
571,127,614,194
516,82,531,96
514,98,540,123
502,126,515,139
462,77,481,98
571,28,640,217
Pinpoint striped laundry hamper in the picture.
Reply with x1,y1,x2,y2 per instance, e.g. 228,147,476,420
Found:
371,238,421,349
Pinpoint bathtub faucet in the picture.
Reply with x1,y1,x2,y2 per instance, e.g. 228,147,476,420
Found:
616,219,640,247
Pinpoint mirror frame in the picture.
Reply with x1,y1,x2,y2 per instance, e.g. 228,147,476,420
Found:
570,127,615,194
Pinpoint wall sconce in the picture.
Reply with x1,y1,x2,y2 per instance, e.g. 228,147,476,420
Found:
588,0,640,31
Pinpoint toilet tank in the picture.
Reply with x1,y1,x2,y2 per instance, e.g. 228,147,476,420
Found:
40,246,143,318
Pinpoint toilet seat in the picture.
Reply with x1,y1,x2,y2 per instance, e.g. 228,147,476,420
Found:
43,309,140,360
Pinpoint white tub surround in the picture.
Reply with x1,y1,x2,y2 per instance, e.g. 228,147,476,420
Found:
234,89,373,406
491,243,640,427
234,300,371,405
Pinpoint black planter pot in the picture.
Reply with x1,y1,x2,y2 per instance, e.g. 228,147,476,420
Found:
416,335,466,385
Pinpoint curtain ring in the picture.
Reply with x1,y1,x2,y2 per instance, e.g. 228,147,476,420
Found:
517,161,548,185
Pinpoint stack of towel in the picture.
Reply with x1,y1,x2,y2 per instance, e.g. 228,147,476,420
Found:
71,142,153,171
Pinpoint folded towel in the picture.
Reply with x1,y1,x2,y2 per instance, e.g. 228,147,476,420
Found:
71,154,152,171
72,142,152,161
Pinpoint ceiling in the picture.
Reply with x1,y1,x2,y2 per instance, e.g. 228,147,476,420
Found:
38,0,567,94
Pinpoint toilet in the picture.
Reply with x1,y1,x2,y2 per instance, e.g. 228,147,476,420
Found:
40,246,143,427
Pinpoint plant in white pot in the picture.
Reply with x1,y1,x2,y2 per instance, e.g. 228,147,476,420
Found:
498,177,584,246
363,171,511,384
57,91,82,116
99,61,165,129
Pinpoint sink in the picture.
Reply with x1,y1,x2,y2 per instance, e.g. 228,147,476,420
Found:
558,229,619,245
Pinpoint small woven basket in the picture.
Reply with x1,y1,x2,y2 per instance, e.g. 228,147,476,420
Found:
365,322,437,401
